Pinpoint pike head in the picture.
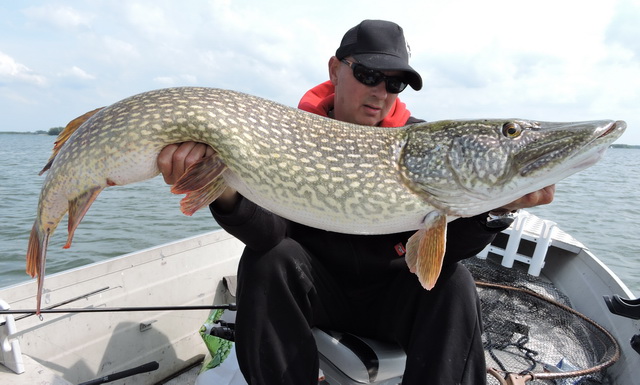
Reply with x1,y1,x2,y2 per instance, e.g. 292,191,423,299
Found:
397,119,626,215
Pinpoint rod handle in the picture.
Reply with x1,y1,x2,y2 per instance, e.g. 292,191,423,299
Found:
78,361,160,385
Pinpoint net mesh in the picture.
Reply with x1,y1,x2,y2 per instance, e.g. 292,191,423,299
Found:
463,257,620,385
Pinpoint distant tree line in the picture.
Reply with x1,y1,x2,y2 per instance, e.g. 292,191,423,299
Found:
27,127,63,135
48,127,64,135
611,144,640,149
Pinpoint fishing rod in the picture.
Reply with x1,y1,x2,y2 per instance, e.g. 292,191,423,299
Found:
0,303,237,315
0,286,111,325
78,361,160,385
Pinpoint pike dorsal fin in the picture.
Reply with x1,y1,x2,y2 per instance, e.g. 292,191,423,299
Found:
39,107,104,176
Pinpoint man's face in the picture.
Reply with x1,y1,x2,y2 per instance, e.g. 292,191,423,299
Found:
329,57,402,126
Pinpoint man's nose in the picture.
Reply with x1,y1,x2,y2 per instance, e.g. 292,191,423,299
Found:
371,82,388,98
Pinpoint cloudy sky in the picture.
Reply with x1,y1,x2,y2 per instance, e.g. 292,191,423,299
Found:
1,0,638,144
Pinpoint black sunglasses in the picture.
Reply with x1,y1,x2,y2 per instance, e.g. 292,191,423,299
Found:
341,59,408,94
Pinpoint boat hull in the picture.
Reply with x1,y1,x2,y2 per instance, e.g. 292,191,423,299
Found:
0,230,243,384
1,216,639,384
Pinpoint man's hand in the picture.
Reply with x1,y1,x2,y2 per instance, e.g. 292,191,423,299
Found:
157,142,214,185
157,142,238,212
493,185,556,214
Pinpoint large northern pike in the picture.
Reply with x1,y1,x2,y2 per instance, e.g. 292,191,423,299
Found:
27,87,625,313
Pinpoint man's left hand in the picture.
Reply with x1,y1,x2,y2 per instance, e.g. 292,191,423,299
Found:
493,185,556,214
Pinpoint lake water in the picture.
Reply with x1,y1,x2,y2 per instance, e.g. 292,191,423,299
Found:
1,133,639,295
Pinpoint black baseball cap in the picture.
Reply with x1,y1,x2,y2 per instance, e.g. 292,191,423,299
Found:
336,20,422,91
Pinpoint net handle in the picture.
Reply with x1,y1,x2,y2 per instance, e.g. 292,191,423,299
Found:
487,368,534,385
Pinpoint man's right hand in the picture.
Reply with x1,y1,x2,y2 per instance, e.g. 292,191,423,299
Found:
157,142,238,212
157,142,214,185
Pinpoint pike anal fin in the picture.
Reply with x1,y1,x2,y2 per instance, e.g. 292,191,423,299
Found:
406,212,447,290
171,152,229,216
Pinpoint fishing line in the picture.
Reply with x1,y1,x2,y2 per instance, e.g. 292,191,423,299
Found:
0,303,237,315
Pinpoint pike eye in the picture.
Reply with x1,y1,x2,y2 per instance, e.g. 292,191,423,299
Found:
502,122,522,138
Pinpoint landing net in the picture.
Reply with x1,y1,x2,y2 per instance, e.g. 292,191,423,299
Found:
463,258,620,384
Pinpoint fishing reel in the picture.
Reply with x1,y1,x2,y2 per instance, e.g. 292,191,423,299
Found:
208,319,236,342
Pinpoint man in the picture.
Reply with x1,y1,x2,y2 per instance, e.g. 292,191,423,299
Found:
158,20,554,385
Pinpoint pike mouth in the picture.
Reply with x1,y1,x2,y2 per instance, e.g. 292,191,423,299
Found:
520,120,626,177
597,120,625,139
569,120,626,170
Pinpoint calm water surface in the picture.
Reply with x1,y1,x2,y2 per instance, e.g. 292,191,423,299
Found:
0,134,216,286
1,133,639,295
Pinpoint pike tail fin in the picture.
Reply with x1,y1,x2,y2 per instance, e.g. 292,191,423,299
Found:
26,223,50,315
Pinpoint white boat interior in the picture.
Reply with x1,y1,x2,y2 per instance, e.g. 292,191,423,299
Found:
1,211,638,384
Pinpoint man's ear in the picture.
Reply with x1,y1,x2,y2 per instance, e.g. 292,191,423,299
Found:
328,56,341,85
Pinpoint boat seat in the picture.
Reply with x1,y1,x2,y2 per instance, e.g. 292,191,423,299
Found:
312,328,405,385
477,210,557,276
221,276,406,384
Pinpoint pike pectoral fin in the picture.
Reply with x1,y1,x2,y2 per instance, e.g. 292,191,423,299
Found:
171,153,229,216
66,186,104,249
405,212,447,290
